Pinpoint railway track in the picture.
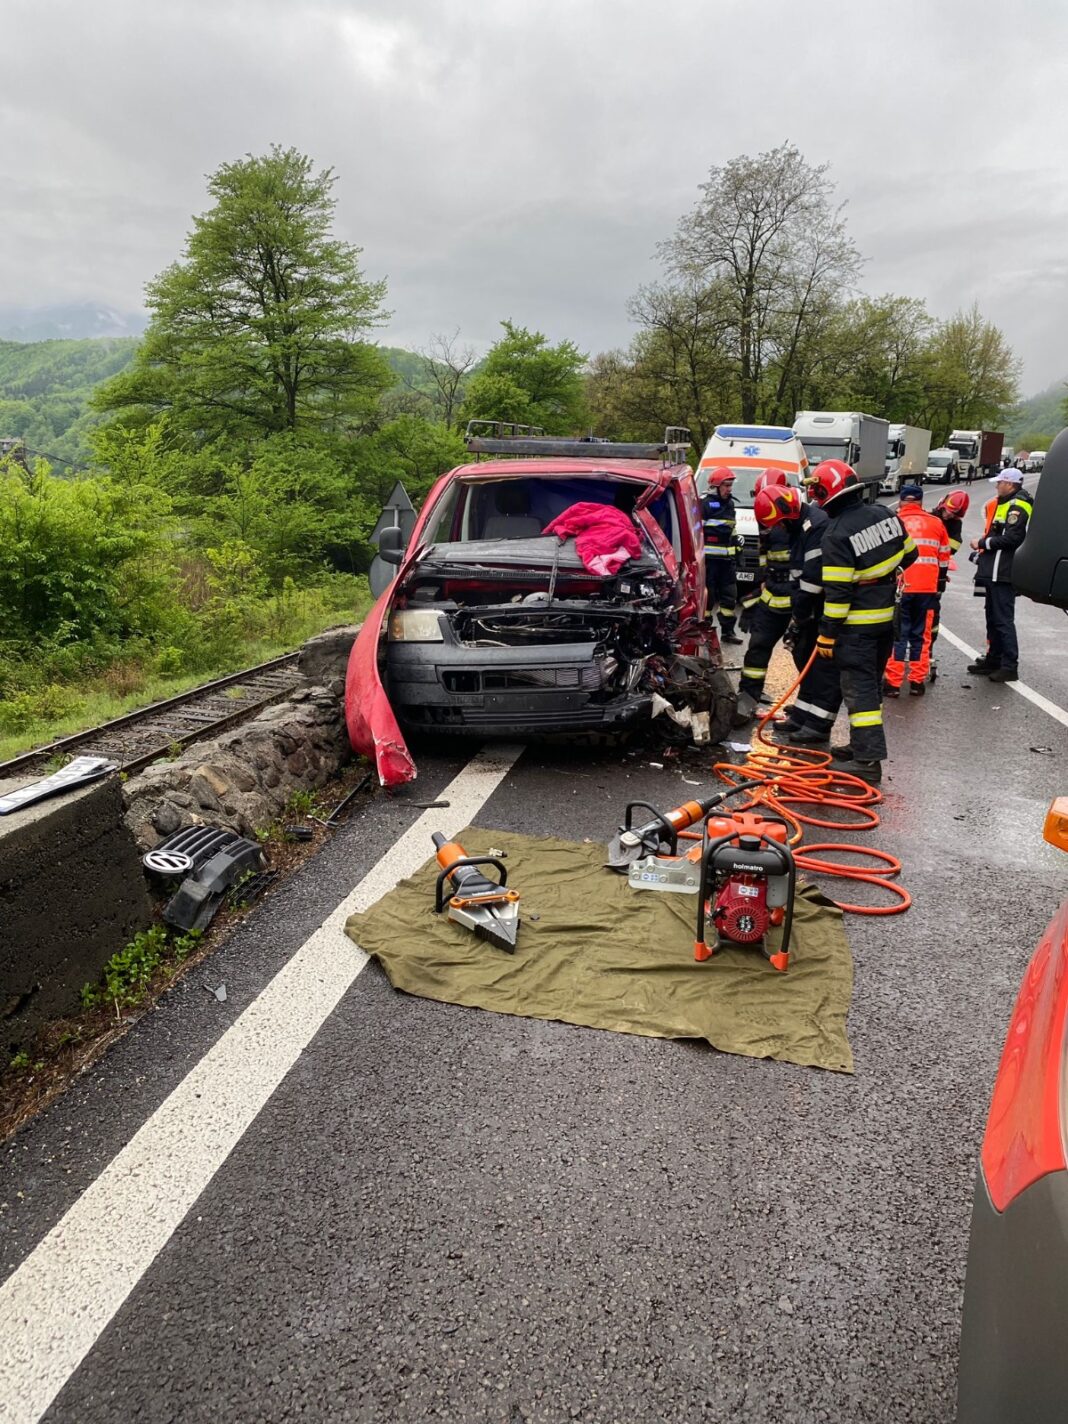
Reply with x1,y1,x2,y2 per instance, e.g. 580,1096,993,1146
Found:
0,653,303,782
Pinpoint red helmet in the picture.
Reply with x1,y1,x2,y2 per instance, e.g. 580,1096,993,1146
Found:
754,468,787,495
754,485,803,529
936,490,970,519
805,459,858,507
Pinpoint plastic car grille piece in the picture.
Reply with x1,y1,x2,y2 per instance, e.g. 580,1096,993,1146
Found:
150,826,265,932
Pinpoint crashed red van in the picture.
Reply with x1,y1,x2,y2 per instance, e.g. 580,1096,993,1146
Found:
345,425,730,785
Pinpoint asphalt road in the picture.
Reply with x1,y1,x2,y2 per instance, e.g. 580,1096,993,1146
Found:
2,510,1065,1423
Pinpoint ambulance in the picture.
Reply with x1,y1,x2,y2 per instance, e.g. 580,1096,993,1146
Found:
695,424,809,590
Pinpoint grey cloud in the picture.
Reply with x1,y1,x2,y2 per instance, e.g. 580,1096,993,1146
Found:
3,0,1068,389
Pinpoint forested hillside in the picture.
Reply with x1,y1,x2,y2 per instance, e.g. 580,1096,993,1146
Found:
1004,380,1066,448
0,337,138,465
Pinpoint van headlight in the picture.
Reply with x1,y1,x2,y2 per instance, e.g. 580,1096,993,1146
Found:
388,610,445,642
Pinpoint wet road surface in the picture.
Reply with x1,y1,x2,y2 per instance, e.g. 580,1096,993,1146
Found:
2,516,1065,1423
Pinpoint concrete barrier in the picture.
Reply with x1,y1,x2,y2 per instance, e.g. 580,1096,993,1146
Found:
0,773,153,1052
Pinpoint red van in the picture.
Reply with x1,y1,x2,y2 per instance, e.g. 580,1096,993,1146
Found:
345,425,730,785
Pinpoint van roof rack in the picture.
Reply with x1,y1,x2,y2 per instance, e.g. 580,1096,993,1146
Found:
464,421,692,466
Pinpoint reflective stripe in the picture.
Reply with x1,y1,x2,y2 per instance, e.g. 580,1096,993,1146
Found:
760,591,792,609
823,565,854,582
859,549,905,580
849,709,883,727
845,607,894,625
804,547,821,561
705,546,735,556
948,537,962,552
793,697,836,722
767,551,790,562
799,579,822,593
915,556,939,566
742,665,767,678
903,535,917,552
915,536,941,547
825,602,850,619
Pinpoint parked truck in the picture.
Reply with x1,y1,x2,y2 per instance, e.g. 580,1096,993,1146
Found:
881,424,932,495
947,430,1004,484
793,411,889,502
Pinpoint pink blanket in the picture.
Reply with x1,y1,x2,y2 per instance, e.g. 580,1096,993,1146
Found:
544,501,641,576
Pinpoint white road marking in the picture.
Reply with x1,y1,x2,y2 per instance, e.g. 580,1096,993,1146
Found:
939,627,1068,730
0,744,523,1424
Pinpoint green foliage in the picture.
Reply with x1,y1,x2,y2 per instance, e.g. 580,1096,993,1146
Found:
0,337,138,465
1005,382,1066,444
460,321,587,433
0,455,176,648
95,146,391,444
81,926,202,1010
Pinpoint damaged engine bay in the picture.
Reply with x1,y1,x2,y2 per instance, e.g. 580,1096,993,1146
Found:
384,536,734,742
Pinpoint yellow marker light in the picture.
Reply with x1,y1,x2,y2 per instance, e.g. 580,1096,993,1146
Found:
1043,797,1068,855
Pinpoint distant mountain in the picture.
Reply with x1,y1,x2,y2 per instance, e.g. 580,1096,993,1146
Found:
1005,381,1065,447
0,302,147,343
0,336,139,466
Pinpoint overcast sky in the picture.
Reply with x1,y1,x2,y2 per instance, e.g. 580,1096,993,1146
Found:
5,0,1068,392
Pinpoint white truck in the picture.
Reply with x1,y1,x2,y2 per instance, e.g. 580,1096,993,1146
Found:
881,424,932,495
947,430,1004,483
696,424,809,592
793,411,889,502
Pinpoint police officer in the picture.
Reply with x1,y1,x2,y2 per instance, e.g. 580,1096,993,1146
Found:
702,472,742,644
792,459,916,784
967,469,1033,683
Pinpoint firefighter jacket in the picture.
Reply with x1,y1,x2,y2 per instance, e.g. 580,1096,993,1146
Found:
819,493,917,639
701,491,738,560
745,522,793,611
937,513,964,555
789,503,828,623
976,490,1033,584
896,502,951,594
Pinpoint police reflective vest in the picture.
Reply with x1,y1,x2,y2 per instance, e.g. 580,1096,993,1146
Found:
701,490,738,558
819,498,917,637
896,501,951,594
976,491,1033,584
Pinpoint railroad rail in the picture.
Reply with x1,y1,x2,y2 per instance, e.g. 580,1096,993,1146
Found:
0,653,303,782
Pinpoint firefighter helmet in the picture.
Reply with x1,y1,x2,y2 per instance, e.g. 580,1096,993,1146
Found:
753,468,787,495
754,485,803,529
935,489,970,518
805,459,859,508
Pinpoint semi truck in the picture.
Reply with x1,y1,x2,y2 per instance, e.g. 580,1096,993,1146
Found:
947,430,1005,483
793,411,889,502
881,424,932,495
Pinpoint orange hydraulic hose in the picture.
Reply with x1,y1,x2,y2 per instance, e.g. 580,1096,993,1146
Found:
700,647,912,916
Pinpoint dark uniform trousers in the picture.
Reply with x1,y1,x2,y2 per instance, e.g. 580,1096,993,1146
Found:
985,583,1018,668
705,559,738,630
738,602,791,700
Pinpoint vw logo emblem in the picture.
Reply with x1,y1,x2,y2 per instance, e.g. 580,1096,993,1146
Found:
143,849,195,877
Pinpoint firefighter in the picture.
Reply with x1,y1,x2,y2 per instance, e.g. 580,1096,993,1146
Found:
967,469,1033,683
702,471,742,643
882,485,951,697
735,480,799,722
927,489,969,678
777,490,830,739
789,459,917,784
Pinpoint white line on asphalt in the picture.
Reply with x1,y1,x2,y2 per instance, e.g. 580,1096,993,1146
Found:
940,626,1068,730
0,744,523,1424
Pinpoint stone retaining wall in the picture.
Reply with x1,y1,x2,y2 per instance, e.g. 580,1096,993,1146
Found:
122,624,360,850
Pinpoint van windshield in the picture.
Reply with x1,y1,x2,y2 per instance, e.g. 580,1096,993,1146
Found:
928,455,953,468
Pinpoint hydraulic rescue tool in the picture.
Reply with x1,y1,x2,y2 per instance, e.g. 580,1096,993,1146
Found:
694,812,796,971
431,832,520,953
606,782,765,891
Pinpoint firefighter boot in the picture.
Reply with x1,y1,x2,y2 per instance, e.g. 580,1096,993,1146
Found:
967,657,996,675
988,666,1019,683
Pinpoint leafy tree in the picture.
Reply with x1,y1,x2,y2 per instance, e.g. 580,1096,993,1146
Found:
460,321,587,433
95,146,391,445
420,330,477,429
663,143,861,422
914,304,1020,440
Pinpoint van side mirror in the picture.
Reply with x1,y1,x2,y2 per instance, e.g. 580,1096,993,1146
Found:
378,524,405,566
1013,426,1068,607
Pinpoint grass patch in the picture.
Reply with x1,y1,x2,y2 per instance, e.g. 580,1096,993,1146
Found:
0,584,371,763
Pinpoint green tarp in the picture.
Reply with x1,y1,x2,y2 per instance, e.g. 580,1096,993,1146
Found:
345,828,853,1073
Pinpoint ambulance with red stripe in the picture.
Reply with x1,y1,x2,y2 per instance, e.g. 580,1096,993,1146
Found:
696,425,809,590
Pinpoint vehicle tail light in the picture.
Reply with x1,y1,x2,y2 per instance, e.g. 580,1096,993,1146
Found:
981,898,1068,1211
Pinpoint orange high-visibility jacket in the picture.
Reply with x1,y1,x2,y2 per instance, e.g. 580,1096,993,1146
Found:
897,503,951,593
